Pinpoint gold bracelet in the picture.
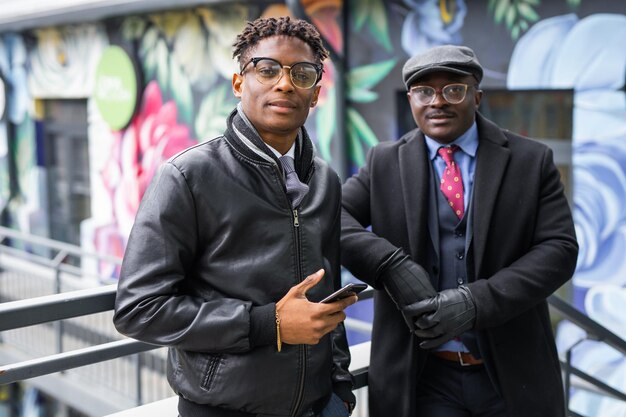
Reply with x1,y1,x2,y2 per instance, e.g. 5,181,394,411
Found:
275,310,282,352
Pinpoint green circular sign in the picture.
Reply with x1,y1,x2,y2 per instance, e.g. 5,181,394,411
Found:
94,46,138,131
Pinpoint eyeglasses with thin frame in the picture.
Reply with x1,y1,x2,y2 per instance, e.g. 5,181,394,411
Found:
240,57,323,89
408,83,473,105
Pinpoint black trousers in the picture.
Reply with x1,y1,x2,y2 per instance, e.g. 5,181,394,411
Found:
415,356,507,417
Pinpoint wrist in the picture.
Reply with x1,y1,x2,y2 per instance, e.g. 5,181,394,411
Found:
381,257,436,307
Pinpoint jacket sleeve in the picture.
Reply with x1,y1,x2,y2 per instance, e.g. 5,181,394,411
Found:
331,322,356,406
470,146,579,329
324,176,356,405
341,146,403,289
113,162,275,353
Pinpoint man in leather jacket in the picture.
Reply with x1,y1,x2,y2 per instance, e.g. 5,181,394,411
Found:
114,17,357,417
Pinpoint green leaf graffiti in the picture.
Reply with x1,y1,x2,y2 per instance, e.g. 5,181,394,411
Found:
347,118,365,167
368,0,393,52
195,83,237,141
316,86,337,162
348,58,397,103
344,59,396,163
169,55,194,125
348,108,378,148
488,0,562,40
155,39,170,93
350,0,393,52
347,107,379,166
140,27,159,81
121,16,146,41
353,0,370,31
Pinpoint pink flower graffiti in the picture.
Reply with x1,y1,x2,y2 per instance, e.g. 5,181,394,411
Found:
98,81,196,274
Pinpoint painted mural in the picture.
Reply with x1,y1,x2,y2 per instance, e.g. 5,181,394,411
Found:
81,10,247,277
510,13,626,417
0,0,625,414
0,34,37,240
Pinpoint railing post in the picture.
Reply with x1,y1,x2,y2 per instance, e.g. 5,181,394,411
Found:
52,250,69,355
564,338,586,415
135,353,143,405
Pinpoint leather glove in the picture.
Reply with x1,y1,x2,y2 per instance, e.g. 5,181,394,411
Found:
378,249,437,331
409,285,476,349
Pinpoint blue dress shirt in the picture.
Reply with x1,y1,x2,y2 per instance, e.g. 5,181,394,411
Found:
423,123,479,352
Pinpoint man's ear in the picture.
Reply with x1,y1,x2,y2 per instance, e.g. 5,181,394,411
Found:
232,73,243,98
474,88,483,108
310,84,321,108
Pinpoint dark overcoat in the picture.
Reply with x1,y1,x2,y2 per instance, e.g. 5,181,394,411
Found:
341,113,579,417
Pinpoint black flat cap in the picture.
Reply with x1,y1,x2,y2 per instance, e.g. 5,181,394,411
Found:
402,45,483,90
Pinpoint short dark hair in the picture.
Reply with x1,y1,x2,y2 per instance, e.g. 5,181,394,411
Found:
232,16,329,67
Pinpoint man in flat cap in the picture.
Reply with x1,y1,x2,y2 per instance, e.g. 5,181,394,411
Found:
340,45,578,417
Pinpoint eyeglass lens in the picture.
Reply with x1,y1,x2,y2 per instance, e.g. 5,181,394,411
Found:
254,58,319,89
410,84,469,105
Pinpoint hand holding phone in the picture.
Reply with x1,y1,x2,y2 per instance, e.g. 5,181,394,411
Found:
320,283,368,303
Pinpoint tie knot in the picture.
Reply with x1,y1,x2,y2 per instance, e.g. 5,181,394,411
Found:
279,155,296,174
438,145,460,165
279,155,309,207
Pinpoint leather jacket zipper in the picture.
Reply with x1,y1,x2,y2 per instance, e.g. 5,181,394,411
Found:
290,207,307,417
277,160,312,417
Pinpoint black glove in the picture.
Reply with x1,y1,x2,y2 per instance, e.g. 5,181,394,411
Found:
378,249,437,331
408,285,476,349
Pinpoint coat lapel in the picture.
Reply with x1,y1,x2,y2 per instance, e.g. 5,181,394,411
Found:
472,114,511,275
398,131,431,260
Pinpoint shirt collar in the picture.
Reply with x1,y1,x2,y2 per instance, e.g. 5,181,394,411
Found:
267,142,296,159
424,122,479,161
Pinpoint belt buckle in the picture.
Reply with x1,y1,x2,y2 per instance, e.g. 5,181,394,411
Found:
457,351,472,367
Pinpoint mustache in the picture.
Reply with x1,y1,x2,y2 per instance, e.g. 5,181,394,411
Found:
426,111,455,118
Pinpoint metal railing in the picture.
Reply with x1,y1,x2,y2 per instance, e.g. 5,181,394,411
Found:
0,281,369,388
0,285,158,385
0,226,172,413
0,225,122,285
0,225,371,415
1,285,624,416
1,225,625,417
548,295,626,405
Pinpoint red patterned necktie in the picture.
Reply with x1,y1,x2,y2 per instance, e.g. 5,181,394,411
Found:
438,145,464,219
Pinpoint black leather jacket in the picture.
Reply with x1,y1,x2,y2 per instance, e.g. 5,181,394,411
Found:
113,113,353,417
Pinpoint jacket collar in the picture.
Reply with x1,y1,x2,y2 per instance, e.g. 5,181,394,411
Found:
397,130,431,261
224,105,314,181
471,112,510,274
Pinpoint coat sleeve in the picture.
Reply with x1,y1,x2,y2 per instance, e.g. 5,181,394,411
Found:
113,162,274,353
341,147,403,288
470,146,579,329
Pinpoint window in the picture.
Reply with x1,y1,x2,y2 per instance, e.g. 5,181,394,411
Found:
42,100,90,246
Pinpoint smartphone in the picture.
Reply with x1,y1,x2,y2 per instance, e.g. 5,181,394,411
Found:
320,283,368,303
